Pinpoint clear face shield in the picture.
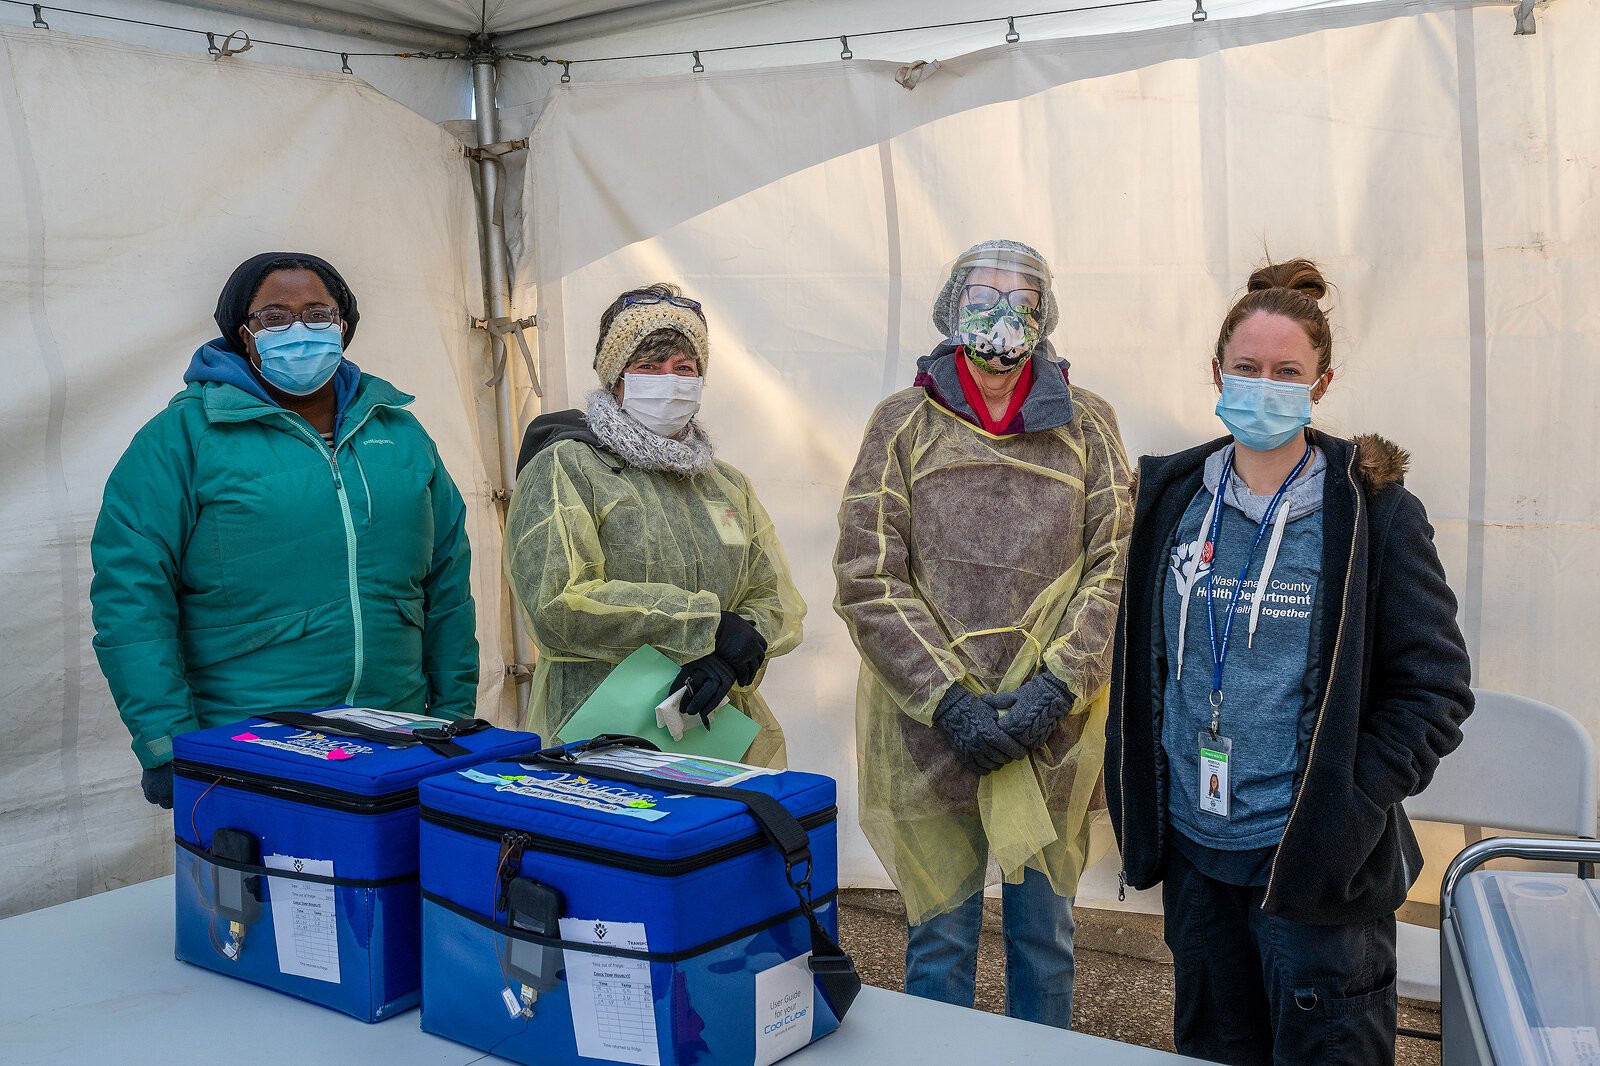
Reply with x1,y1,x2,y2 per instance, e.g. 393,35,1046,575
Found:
945,246,1054,374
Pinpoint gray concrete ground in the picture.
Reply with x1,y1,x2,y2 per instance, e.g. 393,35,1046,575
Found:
837,889,1442,1065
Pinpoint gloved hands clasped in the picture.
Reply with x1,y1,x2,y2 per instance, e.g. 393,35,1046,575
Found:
987,672,1074,749
669,612,768,727
933,682,1026,775
142,763,174,809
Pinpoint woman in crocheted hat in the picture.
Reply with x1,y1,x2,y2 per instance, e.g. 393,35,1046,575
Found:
505,283,805,767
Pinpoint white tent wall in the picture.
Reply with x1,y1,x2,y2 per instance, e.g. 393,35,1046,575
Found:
516,0,1599,893
0,26,510,917
0,1,470,121
489,0,1403,272
1470,11,1600,781
490,0,1394,121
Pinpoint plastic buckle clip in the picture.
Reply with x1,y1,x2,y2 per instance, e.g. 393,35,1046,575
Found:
809,954,856,975
495,832,530,914
420,717,489,741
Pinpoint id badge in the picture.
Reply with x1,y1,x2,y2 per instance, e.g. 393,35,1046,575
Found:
1198,732,1232,818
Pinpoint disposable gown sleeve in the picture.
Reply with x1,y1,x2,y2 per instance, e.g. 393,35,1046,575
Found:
420,443,478,719
506,442,721,666
729,478,806,660
89,413,200,769
1040,393,1133,699
833,398,965,724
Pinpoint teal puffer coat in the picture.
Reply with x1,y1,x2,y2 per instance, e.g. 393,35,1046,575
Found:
90,350,478,768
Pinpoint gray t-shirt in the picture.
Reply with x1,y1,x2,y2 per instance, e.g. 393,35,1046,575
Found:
1161,445,1325,851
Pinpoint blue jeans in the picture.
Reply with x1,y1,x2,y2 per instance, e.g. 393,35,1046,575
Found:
903,867,1076,1028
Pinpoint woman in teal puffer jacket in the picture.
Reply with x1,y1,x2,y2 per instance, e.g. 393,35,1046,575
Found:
90,252,479,809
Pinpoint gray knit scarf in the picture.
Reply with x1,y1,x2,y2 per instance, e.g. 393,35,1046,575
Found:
585,388,717,477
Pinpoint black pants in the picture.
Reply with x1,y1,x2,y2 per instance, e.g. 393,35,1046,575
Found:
1161,846,1398,1066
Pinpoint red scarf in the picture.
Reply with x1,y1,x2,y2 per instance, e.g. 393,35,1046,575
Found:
955,349,1033,434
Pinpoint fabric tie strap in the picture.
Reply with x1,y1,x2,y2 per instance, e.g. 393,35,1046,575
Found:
475,314,543,397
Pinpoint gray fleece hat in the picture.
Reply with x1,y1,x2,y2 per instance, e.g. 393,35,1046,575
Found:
932,238,1061,341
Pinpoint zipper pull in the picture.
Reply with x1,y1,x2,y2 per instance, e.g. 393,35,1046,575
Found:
328,456,343,489
1118,868,1127,903
495,831,530,914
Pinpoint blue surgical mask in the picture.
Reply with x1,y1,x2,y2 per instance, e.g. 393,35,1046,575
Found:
1215,372,1313,452
252,323,344,396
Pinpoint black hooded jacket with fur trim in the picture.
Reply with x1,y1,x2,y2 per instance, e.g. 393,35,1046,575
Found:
1106,430,1473,926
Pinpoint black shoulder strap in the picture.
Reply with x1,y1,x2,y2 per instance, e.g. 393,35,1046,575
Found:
531,738,860,1020
257,711,490,759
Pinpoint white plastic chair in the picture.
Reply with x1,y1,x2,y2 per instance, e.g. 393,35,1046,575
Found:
1398,688,1597,1004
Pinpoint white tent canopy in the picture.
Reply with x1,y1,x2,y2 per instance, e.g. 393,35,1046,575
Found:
2,0,1592,919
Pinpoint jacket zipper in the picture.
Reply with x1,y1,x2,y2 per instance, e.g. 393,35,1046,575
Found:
421,804,839,878
172,758,417,814
1261,444,1362,909
281,404,397,707
1117,567,1133,902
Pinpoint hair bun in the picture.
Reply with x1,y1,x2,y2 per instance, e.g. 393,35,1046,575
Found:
1245,258,1328,303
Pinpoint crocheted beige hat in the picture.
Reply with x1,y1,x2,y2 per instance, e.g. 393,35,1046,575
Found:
594,301,710,388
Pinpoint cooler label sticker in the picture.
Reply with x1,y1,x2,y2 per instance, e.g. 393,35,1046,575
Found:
455,769,669,822
754,952,814,1065
1536,1026,1600,1066
263,854,340,984
559,917,659,1065
231,728,374,760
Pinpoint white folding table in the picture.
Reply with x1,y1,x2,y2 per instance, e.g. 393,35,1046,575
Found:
1,876,1205,1065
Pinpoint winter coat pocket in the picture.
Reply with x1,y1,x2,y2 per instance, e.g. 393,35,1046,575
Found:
183,612,310,672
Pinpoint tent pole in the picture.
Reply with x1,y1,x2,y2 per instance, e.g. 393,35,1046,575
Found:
471,53,534,725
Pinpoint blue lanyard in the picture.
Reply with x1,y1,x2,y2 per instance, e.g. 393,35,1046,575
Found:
1203,444,1313,735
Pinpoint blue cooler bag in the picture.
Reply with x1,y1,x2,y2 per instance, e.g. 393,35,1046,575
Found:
171,708,537,1021
418,736,861,1065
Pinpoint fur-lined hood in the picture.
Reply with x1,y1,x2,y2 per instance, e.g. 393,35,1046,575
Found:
1350,433,1408,492
1130,431,1410,501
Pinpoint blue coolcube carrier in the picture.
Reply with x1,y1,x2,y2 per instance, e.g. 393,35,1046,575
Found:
171,708,538,1021
418,737,858,1065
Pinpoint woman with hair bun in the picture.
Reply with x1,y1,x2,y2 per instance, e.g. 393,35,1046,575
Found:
1106,258,1473,1063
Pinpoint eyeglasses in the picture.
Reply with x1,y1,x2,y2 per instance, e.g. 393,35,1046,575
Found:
247,306,342,332
961,285,1042,315
623,292,703,312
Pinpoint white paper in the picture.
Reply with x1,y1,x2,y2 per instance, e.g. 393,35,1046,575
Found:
558,917,659,1066
1539,1027,1600,1066
314,707,449,732
576,747,777,787
754,953,815,1066
263,854,340,984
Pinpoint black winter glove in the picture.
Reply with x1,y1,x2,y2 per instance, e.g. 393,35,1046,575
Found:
987,673,1075,750
933,682,1027,775
713,611,767,686
672,654,739,725
142,764,174,810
